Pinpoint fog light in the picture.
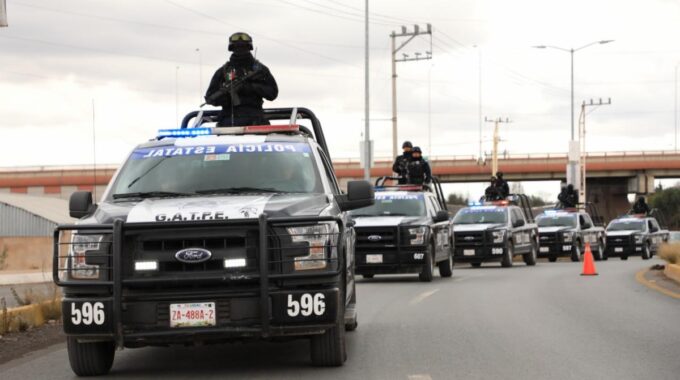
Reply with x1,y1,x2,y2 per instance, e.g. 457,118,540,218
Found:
224,258,246,268
134,260,158,271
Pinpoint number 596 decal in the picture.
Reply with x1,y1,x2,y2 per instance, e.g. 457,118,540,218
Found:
287,293,326,317
71,302,106,325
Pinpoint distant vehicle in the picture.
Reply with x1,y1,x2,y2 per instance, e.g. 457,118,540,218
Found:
350,177,453,282
52,108,374,376
536,206,606,262
668,231,680,243
605,214,669,260
452,194,538,268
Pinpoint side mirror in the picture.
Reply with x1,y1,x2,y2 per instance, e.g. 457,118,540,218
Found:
513,219,525,228
337,181,374,212
69,191,94,218
434,210,449,223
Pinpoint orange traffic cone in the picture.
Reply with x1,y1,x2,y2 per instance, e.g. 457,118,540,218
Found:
581,242,598,276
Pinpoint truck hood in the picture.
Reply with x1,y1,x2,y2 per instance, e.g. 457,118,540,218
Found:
90,193,330,224
353,216,428,228
538,226,573,234
453,223,504,232
606,230,639,237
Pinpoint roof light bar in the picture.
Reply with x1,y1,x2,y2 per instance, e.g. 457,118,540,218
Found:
158,128,212,138
468,201,483,207
213,124,300,135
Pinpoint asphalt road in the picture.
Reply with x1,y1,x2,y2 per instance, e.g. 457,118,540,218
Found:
1,259,678,380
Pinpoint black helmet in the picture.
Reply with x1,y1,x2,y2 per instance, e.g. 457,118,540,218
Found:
402,141,413,149
412,146,422,153
228,32,253,51
496,171,503,178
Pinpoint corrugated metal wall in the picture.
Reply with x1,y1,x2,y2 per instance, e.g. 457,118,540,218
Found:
0,202,56,237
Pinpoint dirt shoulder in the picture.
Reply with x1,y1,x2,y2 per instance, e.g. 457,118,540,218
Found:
0,321,64,365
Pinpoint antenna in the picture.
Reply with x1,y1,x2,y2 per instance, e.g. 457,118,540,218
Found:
91,99,97,201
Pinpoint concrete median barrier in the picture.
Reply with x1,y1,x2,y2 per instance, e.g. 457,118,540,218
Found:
663,263,680,285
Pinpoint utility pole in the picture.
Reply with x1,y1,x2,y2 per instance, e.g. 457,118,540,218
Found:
0,0,8,27
196,48,202,103
175,66,180,127
675,62,679,151
363,0,371,180
578,98,611,203
485,117,511,176
391,24,433,158
474,45,483,164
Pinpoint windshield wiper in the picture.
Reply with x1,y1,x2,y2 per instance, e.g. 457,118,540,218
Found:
195,187,284,194
113,191,195,199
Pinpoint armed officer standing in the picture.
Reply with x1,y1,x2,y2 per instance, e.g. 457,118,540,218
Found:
406,146,432,185
494,172,510,198
205,32,278,126
392,141,413,184
631,196,651,215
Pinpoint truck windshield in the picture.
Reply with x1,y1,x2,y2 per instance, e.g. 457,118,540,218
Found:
607,220,645,232
109,142,323,199
537,215,576,228
350,194,426,217
453,208,507,224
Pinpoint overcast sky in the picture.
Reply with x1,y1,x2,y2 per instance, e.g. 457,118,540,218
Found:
1,0,680,199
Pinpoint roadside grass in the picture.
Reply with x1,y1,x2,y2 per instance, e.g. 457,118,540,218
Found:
1,283,62,335
658,243,680,264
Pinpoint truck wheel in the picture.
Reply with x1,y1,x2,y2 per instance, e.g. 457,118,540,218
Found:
437,253,453,278
548,257,558,263
419,245,434,282
571,244,581,262
345,280,358,332
620,255,628,260
471,262,482,268
501,243,513,268
523,242,537,266
66,337,115,377
311,299,347,366
641,243,651,260
361,274,374,279
594,241,604,261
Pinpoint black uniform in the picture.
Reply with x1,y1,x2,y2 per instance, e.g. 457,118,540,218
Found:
494,174,509,199
205,53,278,126
485,184,501,201
558,185,579,208
407,158,432,185
392,152,412,184
632,197,650,215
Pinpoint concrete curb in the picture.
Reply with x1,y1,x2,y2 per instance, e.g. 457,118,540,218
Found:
663,263,680,285
1,299,61,334
0,272,51,285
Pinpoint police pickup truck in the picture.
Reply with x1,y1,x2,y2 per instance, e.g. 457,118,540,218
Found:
349,177,453,282
53,108,374,376
536,206,606,262
604,214,669,260
452,195,538,268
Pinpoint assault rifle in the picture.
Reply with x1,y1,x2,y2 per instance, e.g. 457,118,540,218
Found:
202,68,264,107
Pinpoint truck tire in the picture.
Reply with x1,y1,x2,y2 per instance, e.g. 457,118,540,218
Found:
66,337,115,377
523,242,537,266
501,243,513,268
471,262,482,268
345,280,358,332
437,253,453,278
419,245,434,282
620,255,628,260
594,240,604,261
571,243,581,262
361,274,374,279
548,257,558,262
311,298,347,366
641,243,651,260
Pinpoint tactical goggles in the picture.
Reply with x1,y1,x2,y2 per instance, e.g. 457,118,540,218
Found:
230,33,252,42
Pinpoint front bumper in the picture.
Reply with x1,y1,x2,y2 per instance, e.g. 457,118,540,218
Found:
537,243,573,258
605,244,643,257
355,247,428,275
452,245,505,263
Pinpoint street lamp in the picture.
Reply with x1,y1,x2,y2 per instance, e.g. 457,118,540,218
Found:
533,40,614,192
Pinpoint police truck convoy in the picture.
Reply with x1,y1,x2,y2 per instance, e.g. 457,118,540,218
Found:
604,214,669,260
53,108,373,376
536,209,606,262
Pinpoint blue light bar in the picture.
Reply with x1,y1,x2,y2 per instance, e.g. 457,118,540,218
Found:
544,210,557,215
468,201,482,207
158,128,212,138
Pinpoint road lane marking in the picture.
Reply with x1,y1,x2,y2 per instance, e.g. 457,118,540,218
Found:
635,268,680,299
408,375,432,380
409,289,439,305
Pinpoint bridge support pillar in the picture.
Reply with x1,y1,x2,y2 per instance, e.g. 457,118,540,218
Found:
627,173,655,195
586,178,632,222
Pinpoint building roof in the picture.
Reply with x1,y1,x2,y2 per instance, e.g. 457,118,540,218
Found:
0,193,75,225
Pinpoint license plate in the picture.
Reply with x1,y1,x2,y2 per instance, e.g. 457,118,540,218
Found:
464,249,475,256
540,246,549,253
366,254,383,264
563,245,572,251
615,247,623,253
170,302,216,328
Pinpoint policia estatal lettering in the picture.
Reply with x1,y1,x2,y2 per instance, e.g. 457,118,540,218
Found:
205,32,278,126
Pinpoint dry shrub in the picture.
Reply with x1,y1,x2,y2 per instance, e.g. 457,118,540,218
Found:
658,243,680,264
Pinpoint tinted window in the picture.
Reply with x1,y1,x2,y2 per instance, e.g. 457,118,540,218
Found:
350,194,426,217
537,214,577,228
607,220,645,232
453,208,507,224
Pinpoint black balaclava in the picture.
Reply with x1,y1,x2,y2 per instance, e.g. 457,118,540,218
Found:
230,45,255,69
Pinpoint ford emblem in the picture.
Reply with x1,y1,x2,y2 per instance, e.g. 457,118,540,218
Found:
175,248,212,264
368,235,382,242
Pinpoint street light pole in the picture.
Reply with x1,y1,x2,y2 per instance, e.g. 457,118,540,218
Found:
363,0,371,181
675,62,679,151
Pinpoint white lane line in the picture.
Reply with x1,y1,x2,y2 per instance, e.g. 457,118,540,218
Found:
408,374,433,380
409,288,439,305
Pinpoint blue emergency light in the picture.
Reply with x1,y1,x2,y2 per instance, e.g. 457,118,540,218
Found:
467,201,483,207
157,128,212,138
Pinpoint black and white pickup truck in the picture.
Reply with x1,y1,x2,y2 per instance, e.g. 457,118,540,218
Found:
605,214,669,260
452,195,538,268
350,177,453,282
52,108,373,376
536,207,606,262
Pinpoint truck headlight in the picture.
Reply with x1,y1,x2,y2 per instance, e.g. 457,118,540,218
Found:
287,224,336,271
491,230,505,244
408,226,428,245
562,232,573,243
634,234,644,244
69,233,104,279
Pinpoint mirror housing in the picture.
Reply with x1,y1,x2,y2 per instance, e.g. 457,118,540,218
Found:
337,181,374,212
513,219,525,228
69,191,95,219
434,210,449,223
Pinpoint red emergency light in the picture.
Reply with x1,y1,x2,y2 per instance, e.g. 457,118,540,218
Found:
213,124,300,135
